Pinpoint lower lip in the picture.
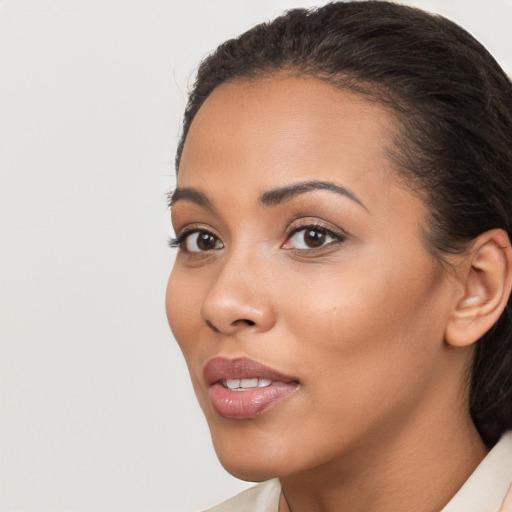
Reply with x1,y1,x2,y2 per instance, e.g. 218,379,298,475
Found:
209,382,298,419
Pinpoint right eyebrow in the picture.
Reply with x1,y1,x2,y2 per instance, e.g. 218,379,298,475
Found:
168,187,215,211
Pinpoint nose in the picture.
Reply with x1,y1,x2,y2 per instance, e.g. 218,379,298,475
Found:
200,253,276,335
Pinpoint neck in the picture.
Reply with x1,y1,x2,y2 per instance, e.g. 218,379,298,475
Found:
279,403,487,512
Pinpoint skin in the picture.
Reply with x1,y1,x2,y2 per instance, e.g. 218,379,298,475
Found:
166,76,490,512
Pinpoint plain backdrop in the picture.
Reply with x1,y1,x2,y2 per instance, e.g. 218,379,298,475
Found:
0,1,511,511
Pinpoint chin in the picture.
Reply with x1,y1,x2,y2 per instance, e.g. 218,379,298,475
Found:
220,463,275,482
209,424,290,482
216,452,282,482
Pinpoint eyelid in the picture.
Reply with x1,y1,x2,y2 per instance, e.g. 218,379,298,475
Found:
168,224,223,251
282,219,347,251
284,218,347,240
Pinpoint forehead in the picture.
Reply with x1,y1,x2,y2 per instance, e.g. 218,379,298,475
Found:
178,76,409,211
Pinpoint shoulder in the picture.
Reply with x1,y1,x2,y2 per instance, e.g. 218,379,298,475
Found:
204,479,281,512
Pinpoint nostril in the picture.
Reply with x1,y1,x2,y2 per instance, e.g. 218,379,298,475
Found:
233,319,256,327
204,318,256,332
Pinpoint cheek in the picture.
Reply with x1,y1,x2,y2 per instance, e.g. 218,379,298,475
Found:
280,256,448,400
166,268,213,410
165,267,201,356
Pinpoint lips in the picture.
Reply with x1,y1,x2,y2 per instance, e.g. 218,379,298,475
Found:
204,357,299,419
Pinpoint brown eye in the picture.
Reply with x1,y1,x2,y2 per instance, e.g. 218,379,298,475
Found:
183,231,223,252
303,229,326,248
283,225,344,250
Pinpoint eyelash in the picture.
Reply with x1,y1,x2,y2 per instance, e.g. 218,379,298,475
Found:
168,232,188,249
167,229,216,249
169,223,346,252
283,222,346,250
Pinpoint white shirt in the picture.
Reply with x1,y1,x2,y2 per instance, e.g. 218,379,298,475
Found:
205,431,512,512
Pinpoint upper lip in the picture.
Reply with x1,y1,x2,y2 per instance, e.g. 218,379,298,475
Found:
203,357,299,385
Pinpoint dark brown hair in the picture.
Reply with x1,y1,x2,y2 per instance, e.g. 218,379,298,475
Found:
176,1,512,446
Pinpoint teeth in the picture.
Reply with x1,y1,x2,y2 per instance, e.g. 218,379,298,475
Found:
223,378,273,390
240,378,258,389
225,379,240,389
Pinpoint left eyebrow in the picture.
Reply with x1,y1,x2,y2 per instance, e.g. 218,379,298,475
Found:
259,180,367,209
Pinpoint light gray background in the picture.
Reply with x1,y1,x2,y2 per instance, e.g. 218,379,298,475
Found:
1,1,511,511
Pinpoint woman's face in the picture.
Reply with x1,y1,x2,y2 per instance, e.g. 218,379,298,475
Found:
166,77,461,481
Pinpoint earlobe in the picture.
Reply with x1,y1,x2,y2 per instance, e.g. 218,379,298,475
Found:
445,229,512,348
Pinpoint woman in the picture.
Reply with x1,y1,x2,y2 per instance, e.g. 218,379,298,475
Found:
166,2,512,511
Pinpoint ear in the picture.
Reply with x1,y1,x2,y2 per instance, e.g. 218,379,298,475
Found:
445,229,512,348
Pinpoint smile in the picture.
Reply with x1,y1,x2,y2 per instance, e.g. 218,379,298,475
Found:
204,357,299,419
223,378,272,390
